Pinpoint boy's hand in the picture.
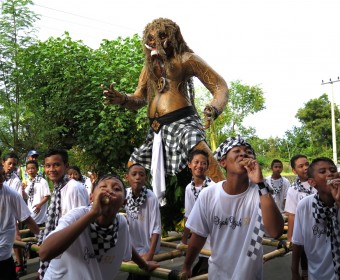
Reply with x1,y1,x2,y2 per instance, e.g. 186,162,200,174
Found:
144,260,159,272
242,159,264,184
90,188,113,217
328,178,340,206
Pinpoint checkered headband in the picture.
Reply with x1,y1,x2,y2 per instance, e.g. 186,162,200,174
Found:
213,135,255,161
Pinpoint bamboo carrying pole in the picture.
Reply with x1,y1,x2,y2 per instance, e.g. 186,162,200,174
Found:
263,248,288,263
14,240,40,252
153,250,185,262
121,262,187,280
189,274,208,280
161,235,183,242
161,241,211,257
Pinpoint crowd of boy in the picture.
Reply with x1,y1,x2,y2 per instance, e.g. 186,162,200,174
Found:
1,135,340,280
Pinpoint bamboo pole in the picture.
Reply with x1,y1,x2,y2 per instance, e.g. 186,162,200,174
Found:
262,239,280,247
153,250,185,262
161,241,211,256
161,235,183,242
19,227,45,235
189,274,208,280
21,237,37,242
120,262,187,279
263,248,288,263
14,240,40,252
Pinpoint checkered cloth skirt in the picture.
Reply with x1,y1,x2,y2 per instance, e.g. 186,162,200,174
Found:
129,114,206,175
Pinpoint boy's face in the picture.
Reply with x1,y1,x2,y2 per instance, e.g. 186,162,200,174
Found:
127,165,147,192
272,162,283,176
92,177,125,213
67,169,81,181
2,158,18,174
308,161,338,195
188,154,209,178
26,163,38,178
44,154,67,183
292,157,309,182
221,145,255,173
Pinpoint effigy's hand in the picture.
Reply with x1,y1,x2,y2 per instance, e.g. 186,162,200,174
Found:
203,105,219,129
101,83,126,106
203,105,214,129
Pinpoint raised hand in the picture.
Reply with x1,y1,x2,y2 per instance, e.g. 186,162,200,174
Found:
101,83,127,105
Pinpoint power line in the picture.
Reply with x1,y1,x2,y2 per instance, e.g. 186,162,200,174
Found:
32,3,139,33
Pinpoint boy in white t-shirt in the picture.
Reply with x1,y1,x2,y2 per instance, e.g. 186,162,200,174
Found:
182,136,284,279
38,148,90,278
24,160,51,227
125,163,161,280
181,149,215,276
284,154,317,278
265,159,291,212
292,157,340,280
0,166,40,279
39,174,159,280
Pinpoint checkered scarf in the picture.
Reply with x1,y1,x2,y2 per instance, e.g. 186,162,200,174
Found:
126,186,148,215
292,177,313,195
27,175,42,204
129,114,205,175
270,177,283,195
247,201,265,260
38,175,70,279
190,176,212,200
89,218,119,261
213,135,255,161
312,194,340,276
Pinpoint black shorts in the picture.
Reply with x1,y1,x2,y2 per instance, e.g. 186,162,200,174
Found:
0,257,18,280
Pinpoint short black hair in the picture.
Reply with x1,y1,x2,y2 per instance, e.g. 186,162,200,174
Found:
92,173,127,196
44,149,68,164
307,157,336,178
290,154,307,169
26,160,39,169
187,149,209,165
271,159,282,168
127,163,146,174
2,152,19,162
67,165,82,176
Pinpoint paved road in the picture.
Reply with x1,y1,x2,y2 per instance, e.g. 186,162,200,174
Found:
22,245,292,280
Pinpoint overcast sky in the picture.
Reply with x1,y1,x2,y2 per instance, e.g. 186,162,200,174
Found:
29,0,340,139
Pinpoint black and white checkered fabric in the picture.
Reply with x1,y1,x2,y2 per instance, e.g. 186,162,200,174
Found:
270,177,283,195
27,175,42,204
126,186,148,215
312,194,340,276
129,114,205,175
89,218,119,260
190,176,212,200
292,177,313,195
213,135,255,161
38,175,69,279
247,202,265,260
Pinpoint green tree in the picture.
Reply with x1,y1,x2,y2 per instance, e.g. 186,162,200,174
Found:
20,33,147,172
0,0,38,153
294,93,340,159
196,80,265,149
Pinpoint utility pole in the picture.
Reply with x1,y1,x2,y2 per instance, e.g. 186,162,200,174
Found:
321,77,339,164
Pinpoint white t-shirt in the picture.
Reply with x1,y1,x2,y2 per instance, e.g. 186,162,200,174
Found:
24,176,51,224
265,176,290,212
58,179,90,218
186,181,263,280
284,181,317,214
6,172,22,196
184,179,215,254
292,195,339,280
0,183,32,260
125,188,161,255
44,207,131,280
